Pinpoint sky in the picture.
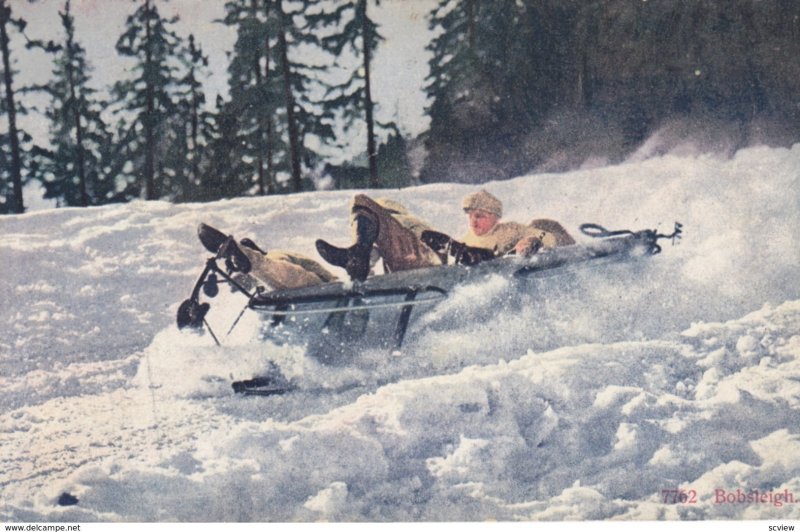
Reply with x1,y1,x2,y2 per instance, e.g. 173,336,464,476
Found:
10,0,436,146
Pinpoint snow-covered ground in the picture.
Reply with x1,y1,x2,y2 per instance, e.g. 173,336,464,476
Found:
1,142,799,522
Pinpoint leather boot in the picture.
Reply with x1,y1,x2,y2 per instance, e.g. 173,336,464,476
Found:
197,223,252,274
315,212,378,282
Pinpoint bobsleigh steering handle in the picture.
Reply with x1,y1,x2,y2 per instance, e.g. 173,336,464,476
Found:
579,223,636,238
581,222,682,240
580,222,683,255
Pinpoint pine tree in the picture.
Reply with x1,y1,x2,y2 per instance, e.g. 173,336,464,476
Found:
577,0,800,137
168,34,216,202
0,0,30,213
36,0,116,207
113,0,188,200
424,0,483,124
202,95,253,201
219,0,284,196
266,0,336,193
422,0,505,183
219,0,335,195
306,0,383,187
279,0,338,192
376,127,412,188
421,0,581,182
275,0,303,192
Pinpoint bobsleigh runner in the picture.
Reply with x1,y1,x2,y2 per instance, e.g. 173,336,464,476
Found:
176,222,682,395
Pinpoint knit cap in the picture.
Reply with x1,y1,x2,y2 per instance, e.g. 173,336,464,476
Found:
462,189,503,217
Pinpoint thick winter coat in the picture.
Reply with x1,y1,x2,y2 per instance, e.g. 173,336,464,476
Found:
351,194,444,272
461,218,574,255
240,247,336,290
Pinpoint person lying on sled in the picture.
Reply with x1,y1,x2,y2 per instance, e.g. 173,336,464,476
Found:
197,223,337,290
315,189,574,282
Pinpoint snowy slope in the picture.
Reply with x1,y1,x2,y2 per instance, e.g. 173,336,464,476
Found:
1,144,799,522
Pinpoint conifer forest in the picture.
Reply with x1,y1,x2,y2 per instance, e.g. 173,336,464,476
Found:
1,0,799,213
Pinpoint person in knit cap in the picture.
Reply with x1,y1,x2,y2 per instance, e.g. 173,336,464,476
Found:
460,189,574,256
315,190,574,282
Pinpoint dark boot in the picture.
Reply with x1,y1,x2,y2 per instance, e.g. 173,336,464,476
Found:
316,239,373,281
315,212,378,282
315,240,350,269
239,238,267,255
198,223,228,253
197,223,252,274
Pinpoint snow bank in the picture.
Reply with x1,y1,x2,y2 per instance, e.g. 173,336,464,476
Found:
1,144,799,521
5,300,799,521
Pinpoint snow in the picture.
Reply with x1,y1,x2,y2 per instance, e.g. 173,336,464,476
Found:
1,144,800,523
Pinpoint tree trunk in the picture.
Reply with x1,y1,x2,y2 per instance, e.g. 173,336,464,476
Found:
64,5,89,207
263,0,275,195
466,0,476,49
276,0,302,193
143,0,157,200
0,0,25,213
360,0,379,188
190,64,200,189
250,0,266,196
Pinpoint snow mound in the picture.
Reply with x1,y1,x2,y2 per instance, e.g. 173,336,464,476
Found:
4,300,799,521
2,145,799,522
